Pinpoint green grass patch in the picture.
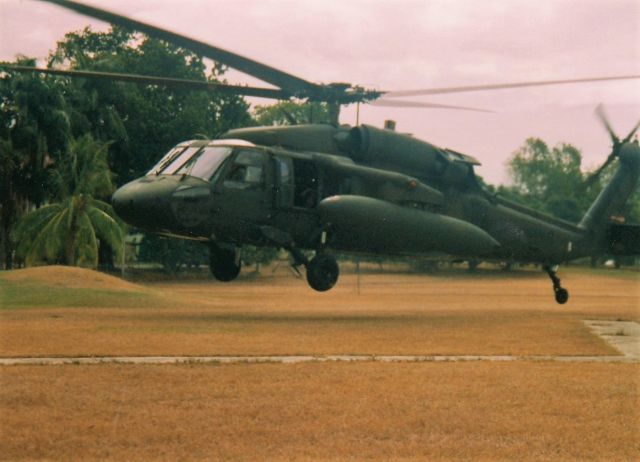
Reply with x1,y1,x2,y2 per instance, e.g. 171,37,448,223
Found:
0,279,165,309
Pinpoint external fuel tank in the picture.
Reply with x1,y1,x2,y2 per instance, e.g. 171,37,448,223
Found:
318,195,500,256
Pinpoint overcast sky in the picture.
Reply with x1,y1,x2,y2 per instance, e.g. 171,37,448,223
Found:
1,0,638,184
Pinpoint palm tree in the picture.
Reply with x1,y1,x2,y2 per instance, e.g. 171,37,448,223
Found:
0,60,71,269
13,134,123,267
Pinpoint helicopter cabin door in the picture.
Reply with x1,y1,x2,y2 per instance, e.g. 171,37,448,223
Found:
293,158,319,208
214,149,273,240
271,155,320,247
274,156,319,210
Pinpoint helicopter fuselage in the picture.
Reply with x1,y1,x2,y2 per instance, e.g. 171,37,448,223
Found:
112,124,640,270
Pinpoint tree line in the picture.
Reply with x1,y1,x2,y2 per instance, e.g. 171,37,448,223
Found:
1,26,251,270
1,27,637,271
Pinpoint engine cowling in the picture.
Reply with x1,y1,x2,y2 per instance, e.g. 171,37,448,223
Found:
337,124,480,185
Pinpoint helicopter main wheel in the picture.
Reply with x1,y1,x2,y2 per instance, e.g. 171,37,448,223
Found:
306,254,339,292
209,246,241,282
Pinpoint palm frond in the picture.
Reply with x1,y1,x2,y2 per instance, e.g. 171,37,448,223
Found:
13,135,120,268
90,198,126,228
23,207,68,265
86,201,124,260
70,135,113,197
75,211,98,267
13,204,62,258
43,206,70,261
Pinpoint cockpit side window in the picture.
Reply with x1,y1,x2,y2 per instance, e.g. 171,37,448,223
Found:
223,150,265,188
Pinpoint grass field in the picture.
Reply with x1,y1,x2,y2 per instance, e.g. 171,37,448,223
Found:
1,265,638,357
2,362,638,461
0,265,639,460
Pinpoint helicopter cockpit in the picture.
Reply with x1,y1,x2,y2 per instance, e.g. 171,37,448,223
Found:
113,140,264,230
147,139,256,180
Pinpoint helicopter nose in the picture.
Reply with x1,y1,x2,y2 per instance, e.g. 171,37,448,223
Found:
112,176,177,230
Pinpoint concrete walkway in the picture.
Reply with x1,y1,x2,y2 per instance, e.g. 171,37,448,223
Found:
1,321,637,366
583,319,640,360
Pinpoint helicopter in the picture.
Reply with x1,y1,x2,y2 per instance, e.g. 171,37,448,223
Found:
3,0,640,303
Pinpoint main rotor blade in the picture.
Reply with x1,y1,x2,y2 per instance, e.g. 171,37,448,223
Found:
40,0,320,96
385,75,640,98
370,99,492,113
0,64,289,99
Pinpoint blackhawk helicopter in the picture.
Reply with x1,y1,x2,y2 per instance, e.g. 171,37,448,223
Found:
4,0,640,304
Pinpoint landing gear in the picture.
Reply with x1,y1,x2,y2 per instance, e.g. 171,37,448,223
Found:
544,265,569,304
306,253,339,292
285,244,339,292
259,225,340,292
209,244,241,282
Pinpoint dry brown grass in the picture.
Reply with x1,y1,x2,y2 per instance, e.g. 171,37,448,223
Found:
1,266,639,460
1,267,638,357
1,265,143,292
1,362,638,461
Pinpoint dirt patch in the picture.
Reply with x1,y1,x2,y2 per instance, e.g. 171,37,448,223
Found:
0,265,142,292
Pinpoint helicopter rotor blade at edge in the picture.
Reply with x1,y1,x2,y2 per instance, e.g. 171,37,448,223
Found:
40,0,321,96
621,119,640,144
32,1,640,115
0,65,291,100
370,99,493,113
384,75,640,98
595,104,620,146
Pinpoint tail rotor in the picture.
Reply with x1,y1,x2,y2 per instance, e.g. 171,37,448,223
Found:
586,105,640,186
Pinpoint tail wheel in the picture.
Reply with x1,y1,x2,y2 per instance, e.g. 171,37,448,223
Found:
306,254,339,292
554,288,569,305
210,247,241,282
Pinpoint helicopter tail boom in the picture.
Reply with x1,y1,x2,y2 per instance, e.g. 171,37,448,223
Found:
579,142,640,249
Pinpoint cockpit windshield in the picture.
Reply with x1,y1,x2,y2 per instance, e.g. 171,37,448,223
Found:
147,146,186,175
147,146,201,176
174,146,233,180
159,147,202,175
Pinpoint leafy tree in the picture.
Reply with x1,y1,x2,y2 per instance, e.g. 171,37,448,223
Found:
12,135,123,267
49,26,252,184
2,26,255,270
505,137,639,225
0,139,21,268
0,59,71,268
504,138,594,222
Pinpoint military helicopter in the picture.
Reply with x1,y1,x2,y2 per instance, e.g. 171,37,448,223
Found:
4,0,640,303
